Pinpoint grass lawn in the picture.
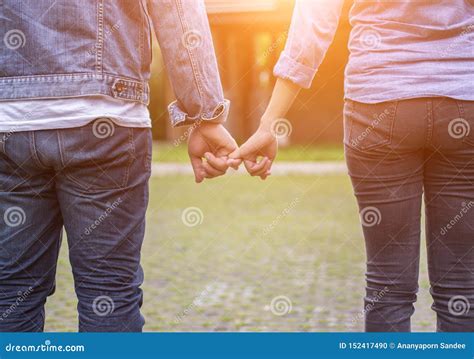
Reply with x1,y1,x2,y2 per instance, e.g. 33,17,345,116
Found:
154,142,345,162
44,174,435,332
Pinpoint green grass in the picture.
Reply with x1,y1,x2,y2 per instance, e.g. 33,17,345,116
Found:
44,174,434,332
154,142,345,162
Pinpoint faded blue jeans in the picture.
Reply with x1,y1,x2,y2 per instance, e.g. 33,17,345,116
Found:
0,119,152,332
344,97,474,332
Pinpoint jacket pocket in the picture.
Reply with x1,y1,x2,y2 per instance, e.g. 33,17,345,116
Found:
344,100,397,151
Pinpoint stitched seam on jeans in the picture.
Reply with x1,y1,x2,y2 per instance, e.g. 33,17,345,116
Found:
352,101,396,151
0,133,5,154
424,99,433,148
57,130,89,190
458,101,474,147
122,128,135,188
386,101,398,147
30,132,49,170
145,130,152,174
347,100,355,147
58,127,132,190
457,100,465,119
363,101,396,150
0,136,32,191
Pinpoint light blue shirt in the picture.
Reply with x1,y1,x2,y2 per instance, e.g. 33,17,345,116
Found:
274,0,474,103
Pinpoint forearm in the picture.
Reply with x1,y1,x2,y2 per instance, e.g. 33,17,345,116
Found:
260,78,301,128
147,0,228,127
273,0,344,89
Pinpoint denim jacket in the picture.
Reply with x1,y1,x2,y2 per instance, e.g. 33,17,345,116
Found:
0,0,229,127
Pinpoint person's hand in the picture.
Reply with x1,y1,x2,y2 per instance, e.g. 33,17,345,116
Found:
226,78,300,180
188,122,241,183
227,121,277,180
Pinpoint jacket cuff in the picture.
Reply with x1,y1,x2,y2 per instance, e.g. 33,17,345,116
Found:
273,52,317,89
168,99,230,127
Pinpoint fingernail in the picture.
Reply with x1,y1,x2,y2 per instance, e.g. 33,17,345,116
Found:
204,153,210,160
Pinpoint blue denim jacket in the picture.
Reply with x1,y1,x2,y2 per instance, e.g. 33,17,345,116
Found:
0,0,228,127
274,0,474,103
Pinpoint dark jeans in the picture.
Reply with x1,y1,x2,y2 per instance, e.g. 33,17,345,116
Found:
344,97,474,332
0,119,152,332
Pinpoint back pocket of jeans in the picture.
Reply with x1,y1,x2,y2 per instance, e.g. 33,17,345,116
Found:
58,119,135,191
344,100,397,151
0,133,32,192
456,101,474,147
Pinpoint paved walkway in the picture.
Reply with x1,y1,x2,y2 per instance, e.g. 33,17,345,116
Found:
151,162,347,176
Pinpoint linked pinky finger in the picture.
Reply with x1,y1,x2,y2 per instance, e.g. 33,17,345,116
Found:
257,160,273,180
203,162,226,178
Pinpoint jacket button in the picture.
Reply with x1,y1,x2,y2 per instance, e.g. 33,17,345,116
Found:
115,83,126,93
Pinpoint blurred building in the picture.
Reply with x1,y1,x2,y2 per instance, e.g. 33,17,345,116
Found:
149,0,352,144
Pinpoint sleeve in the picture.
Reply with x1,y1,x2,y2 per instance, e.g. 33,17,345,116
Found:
273,0,345,89
147,0,229,127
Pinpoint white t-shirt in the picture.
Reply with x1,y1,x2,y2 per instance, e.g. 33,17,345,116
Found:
0,95,151,132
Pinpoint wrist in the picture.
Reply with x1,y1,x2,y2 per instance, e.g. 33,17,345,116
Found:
259,115,281,132
195,120,221,133
260,114,274,127
197,120,220,127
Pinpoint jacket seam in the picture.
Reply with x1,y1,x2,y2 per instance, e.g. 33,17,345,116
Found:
96,0,105,77
175,0,205,113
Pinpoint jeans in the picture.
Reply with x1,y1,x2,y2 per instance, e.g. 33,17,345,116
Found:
344,97,474,332
0,119,152,332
